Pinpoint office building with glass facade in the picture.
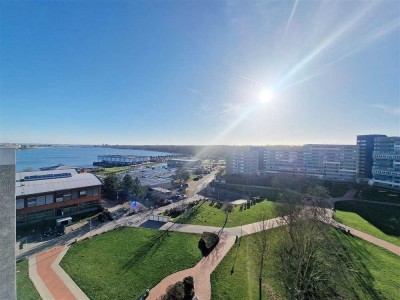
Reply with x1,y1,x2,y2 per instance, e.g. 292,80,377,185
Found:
371,136,400,190
357,134,387,180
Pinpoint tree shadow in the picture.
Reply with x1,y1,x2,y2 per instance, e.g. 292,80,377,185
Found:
332,229,383,299
335,201,400,236
230,238,242,275
121,229,171,271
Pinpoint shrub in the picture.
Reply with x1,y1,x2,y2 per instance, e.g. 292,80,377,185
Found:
161,276,194,300
215,202,223,209
222,203,233,213
199,232,219,255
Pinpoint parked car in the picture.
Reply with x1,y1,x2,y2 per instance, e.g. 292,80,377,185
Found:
98,213,108,222
42,227,54,237
56,225,65,236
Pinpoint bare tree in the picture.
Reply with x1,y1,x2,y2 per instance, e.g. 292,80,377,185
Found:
253,207,270,300
274,183,349,299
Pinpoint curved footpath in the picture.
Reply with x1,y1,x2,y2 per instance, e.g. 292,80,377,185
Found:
27,185,400,300
148,217,283,300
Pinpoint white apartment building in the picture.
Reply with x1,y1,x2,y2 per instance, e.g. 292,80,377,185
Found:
263,144,357,181
226,149,259,175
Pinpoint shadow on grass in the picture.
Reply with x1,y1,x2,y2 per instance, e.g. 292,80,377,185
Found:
230,238,242,275
122,229,171,271
175,200,206,225
332,229,383,299
122,201,207,271
335,201,400,236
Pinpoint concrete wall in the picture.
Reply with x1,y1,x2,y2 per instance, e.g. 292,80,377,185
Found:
0,147,16,299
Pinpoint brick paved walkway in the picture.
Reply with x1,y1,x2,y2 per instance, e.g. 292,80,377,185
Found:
147,234,236,300
29,246,88,300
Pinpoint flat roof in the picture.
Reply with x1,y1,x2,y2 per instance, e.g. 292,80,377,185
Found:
167,159,201,162
151,187,171,194
98,155,150,158
16,169,102,197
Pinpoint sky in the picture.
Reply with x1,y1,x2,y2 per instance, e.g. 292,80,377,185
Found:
0,0,399,146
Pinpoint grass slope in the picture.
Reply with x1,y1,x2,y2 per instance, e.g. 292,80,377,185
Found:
357,187,400,204
334,210,400,247
175,200,278,228
216,183,279,199
61,227,202,300
16,260,41,300
334,201,400,247
211,228,400,300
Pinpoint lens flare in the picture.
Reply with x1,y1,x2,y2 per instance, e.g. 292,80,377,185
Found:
259,88,274,103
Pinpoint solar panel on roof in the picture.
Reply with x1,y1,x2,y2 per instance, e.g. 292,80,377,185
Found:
22,172,72,181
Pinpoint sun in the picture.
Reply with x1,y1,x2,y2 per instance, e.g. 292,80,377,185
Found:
259,88,274,103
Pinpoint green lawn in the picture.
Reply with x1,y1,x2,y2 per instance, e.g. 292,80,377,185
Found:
96,166,132,175
16,260,41,300
175,200,278,228
211,227,400,300
334,201,400,247
357,187,400,204
61,227,202,300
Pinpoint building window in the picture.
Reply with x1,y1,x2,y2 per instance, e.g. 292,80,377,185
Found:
71,191,78,200
26,209,54,223
79,201,98,210
27,197,36,207
16,198,25,210
16,214,26,224
45,194,54,204
86,188,93,197
79,190,87,197
55,192,64,202
93,187,99,196
36,195,46,206
62,204,78,215
63,193,72,201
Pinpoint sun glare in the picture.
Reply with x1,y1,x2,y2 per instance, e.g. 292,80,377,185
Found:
259,88,274,103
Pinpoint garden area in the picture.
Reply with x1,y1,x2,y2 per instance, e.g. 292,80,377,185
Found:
333,201,400,247
357,187,400,204
61,227,203,300
16,260,41,300
211,227,400,300
174,199,278,228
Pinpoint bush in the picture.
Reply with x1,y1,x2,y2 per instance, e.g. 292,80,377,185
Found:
215,202,223,209
222,203,233,213
199,232,219,256
161,276,194,300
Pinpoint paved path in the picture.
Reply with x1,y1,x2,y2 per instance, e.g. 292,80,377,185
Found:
29,246,88,300
148,217,283,300
147,234,236,300
329,219,400,256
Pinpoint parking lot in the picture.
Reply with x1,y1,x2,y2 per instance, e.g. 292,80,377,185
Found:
125,163,177,187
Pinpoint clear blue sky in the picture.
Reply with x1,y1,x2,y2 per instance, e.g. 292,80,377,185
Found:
0,0,399,145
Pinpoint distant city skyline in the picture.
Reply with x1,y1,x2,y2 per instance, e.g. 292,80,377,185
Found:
0,1,399,145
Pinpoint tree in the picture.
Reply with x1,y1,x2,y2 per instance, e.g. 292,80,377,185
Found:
274,184,349,299
161,276,194,300
119,174,135,201
252,207,270,300
103,174,121,201
173,167,190,184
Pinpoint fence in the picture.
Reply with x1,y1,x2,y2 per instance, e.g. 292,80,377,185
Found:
147,215,169,222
